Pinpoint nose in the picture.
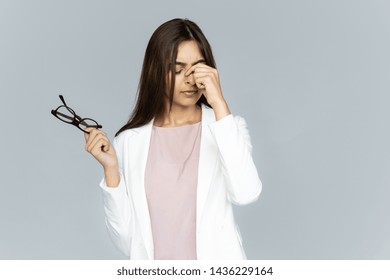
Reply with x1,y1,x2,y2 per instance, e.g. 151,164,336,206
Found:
185,71,195,85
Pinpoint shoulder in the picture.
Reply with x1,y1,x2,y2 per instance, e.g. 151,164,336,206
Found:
113,123,151,146
201,104,247,126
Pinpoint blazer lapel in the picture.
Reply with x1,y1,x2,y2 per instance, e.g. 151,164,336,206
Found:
126,120,154,259
197,105,218,224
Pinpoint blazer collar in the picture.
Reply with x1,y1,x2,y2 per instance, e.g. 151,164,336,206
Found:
197,105,218,222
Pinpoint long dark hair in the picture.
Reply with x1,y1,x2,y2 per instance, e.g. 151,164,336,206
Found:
115,18,216,136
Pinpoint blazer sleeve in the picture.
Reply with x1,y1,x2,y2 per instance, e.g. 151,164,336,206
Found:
208,114,262,205
98,136,132,257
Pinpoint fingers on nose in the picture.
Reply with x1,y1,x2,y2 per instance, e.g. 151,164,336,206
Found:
185,74,195,84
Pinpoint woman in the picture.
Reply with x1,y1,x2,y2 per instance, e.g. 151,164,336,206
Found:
84,18,262,260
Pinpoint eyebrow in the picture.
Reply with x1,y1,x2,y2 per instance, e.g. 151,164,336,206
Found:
175,59,206,67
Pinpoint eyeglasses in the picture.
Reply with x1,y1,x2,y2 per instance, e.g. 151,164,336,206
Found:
51,95,102,134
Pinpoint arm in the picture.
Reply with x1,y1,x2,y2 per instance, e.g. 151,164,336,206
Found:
84,129,132,256
99,136,133,257
186,64,262,204
208,114,262,205
99,170,132,257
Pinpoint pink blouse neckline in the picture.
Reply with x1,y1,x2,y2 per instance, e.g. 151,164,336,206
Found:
152,121,201,129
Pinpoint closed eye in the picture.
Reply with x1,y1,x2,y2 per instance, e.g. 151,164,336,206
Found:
174,59,206,75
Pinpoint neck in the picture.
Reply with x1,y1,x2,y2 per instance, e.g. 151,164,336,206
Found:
154,104,201,127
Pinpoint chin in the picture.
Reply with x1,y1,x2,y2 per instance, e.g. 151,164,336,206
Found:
173,93,201,105
173,98,200,108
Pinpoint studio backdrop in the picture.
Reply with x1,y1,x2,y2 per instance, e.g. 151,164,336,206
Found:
0,0,389,259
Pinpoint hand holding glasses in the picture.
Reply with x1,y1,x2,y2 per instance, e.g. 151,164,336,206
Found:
51,95,102,134
51,95,119,186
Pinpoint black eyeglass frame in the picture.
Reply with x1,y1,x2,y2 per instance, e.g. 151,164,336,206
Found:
51,95,102,134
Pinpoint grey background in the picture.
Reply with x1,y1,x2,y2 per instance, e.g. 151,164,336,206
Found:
1,0,389,259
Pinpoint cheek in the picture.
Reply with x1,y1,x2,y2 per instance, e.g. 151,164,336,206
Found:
173,75,184,92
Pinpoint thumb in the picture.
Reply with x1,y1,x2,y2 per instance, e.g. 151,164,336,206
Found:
84,127,94,141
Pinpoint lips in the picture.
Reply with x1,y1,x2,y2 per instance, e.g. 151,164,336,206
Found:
181,90,198,96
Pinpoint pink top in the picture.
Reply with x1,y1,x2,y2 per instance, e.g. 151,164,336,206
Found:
144,122,202,260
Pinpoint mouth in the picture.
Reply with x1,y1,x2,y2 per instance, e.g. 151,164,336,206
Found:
181,90,199,96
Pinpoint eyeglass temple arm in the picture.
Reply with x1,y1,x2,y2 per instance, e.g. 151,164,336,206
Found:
51,110,73,121
73,114,89,127
59,95,68,107
59,95,91,125
58,96,87,124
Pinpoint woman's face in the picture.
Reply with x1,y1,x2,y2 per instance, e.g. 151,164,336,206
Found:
167,40,205,109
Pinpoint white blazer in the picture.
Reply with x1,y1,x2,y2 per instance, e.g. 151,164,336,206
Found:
99,105,262,259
